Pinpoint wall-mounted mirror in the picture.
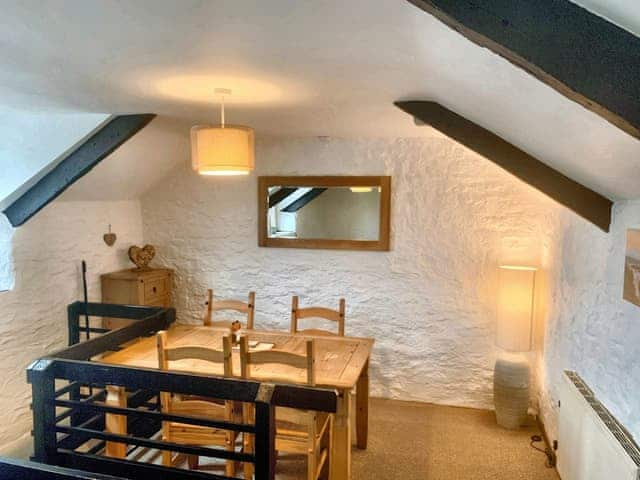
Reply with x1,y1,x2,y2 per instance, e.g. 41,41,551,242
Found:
258,176,391,251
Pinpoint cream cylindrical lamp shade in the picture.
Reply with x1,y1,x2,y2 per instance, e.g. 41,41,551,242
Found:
496,266,536,352
190,125,255,176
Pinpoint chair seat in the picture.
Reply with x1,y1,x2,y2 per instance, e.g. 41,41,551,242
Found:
167,423,233,445
175,395,227,406
275,408,331,444
275,413,332,476
166,400,234,446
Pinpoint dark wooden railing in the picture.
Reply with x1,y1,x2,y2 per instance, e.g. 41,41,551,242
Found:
27,302,337,480
66,301,174,348
0,456,126,479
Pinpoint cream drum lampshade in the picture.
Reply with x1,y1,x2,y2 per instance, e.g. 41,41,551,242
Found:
496,266,536,352
190,125,255,176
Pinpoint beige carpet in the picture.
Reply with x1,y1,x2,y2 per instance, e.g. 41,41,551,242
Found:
275,397,560,480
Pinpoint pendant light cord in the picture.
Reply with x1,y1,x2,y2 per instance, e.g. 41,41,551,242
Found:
214,87,231,128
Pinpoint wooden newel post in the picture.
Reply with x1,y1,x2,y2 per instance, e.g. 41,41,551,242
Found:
27,359,57,465
67,303,81,347
66,304,84,425
254,385,276,480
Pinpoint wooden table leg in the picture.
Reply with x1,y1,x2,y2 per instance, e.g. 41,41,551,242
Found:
356,360,369,449
105,386,127,458
330,389,352,480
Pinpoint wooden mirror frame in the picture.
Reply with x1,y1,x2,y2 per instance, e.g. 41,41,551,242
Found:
258,176,391,251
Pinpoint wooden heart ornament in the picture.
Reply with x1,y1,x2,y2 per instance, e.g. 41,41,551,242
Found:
103,224,116,247
128,244,156,270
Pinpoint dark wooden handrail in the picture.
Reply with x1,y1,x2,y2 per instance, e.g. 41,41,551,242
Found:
0,456,125,479
66,301,176,352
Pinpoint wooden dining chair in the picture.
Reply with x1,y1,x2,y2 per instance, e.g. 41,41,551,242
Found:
239,336,332,480
290,296,346,337
156,331,239,475
203,288,255,329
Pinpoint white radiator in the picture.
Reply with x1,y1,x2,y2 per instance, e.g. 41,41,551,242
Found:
558,371,640,480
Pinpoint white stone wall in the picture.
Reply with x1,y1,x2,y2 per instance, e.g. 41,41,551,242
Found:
142,136,560,410
0,200,143,455
539,200,640,444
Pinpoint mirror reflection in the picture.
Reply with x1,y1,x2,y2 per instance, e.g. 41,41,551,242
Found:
267,186,381,241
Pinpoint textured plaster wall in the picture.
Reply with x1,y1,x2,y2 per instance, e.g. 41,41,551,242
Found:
539,200,640,444
142,136,560,410
0,200,143,455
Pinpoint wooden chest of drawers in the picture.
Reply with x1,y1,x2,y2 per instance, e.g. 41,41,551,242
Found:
101,267,173,329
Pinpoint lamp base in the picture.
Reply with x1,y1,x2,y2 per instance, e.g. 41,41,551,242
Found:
493,355,530,429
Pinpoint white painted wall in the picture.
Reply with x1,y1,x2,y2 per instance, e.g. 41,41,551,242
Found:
0,200,143,455
539,200,640,445
141,136,560,409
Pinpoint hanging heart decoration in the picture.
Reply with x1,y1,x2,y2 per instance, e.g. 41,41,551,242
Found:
103,224,117,247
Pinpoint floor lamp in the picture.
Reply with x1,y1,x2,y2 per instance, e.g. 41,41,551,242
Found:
494,265,536,429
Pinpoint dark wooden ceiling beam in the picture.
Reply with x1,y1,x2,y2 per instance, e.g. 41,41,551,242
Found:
396,101,613,231
268,187,298,208
407,0,640,140
3,114,156,227
281,188,328,213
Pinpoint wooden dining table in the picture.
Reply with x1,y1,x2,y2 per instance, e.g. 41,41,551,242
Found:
99,324,374,480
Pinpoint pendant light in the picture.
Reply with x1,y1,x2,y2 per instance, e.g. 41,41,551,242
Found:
191,88,255,176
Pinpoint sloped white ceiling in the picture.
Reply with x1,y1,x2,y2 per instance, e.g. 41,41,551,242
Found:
0,109,109,208
574,0,640,35
1,1,638,200
60,116,190,201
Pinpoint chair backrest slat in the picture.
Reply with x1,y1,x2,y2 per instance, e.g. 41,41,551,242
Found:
213,300,250,313
291,296,345,337
295,307,341,322
165,346,226,364
157,331,232,377
244,350,308,369
203,289,255,329
239,336,315,386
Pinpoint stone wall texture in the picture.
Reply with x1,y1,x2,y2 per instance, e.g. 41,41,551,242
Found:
0,200,143,455
540,200,640,443
142,136,560,410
